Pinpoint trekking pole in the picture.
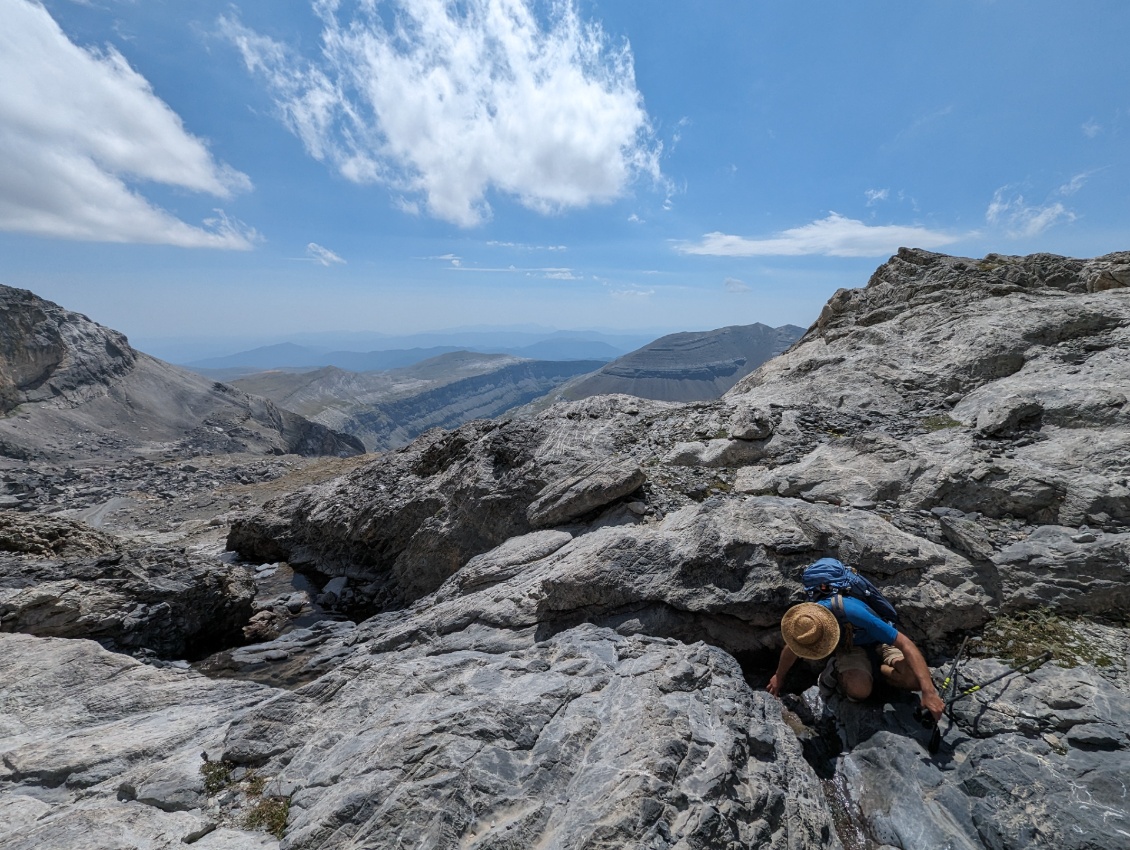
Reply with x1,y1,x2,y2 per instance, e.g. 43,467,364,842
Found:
944,651,1052,708
917,636,968,753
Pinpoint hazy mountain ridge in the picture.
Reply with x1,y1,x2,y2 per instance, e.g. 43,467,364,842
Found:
233,353,606,451
182,334,637,376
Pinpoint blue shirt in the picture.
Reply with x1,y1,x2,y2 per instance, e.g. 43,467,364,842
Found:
818,595,899,647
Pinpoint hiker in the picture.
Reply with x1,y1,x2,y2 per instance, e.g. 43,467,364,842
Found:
766,566,945,722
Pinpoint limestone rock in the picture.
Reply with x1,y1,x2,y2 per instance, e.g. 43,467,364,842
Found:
227,397,669,612
526,461,645,528
729,404,775,439
0,633,274,849
0,522,254,658
830,661,1130,850
221,625,838,850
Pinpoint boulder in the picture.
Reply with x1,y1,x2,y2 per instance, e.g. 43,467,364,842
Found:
0,519,255,658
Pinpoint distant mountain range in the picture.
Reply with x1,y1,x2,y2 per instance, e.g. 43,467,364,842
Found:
180,333,651,377
224,323,807,450
230,352,605,452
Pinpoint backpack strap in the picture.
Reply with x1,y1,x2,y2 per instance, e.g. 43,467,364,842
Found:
830,593,854,650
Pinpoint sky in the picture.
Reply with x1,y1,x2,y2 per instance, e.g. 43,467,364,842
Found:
2,0,1128,359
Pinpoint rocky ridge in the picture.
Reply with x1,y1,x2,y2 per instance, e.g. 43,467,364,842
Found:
2,250,1129,849
0,285,364,462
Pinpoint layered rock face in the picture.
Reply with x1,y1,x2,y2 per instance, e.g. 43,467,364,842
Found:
557,322,804,402
0,285,364,461
4,251,1129,849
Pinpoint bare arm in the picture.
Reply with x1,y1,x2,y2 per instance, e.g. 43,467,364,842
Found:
766,645,798,697
893,632,945,720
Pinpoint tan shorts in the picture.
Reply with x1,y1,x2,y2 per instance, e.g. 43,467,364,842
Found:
834,644,905,680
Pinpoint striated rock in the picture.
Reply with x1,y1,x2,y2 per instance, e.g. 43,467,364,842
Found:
993,525,1130,614
348,496,991,662
828,660,1130,850
526,461,645,527
220,624,838,850
0,633,275,849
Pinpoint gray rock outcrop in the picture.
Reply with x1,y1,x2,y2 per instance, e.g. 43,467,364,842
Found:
0,515,254,658
0,633,276,849
218,624,839,850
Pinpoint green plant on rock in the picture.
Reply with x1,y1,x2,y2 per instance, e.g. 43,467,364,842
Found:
200,760,233,795
975,609,1115,668
921,414,962,432
245,796,291,839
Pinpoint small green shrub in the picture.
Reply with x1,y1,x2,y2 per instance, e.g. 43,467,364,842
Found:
244,772,267,797
921,414,962,432
200,760,233,795
245,796,290,839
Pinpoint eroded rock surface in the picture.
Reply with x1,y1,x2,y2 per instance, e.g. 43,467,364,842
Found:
0,515,254,658
0,633,276,849
220,625,838,850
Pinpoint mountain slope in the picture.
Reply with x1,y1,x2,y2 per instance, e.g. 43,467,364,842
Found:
553,322,805,402
231,351,606,451
0,285,364,461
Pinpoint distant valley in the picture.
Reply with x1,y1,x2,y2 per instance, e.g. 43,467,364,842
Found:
194,323,806,451
229,353,607,452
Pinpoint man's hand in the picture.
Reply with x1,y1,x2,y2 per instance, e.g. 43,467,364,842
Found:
920,690,945,722
767,674,783,697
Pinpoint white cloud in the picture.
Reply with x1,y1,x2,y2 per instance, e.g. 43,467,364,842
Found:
724,277,750,293
1058,172,1091,196
0,0,253,247
487,241,566,251
544,269,580,280
306,242,345,266
676,213,961,258
222,0,660,227
1082,119,1101,138
865,188,889,205
610,286,654,299
986,188,1076,238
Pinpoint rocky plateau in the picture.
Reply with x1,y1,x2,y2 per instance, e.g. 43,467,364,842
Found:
2,249,1129,849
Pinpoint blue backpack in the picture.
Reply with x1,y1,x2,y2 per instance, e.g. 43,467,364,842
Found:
802,557,901,626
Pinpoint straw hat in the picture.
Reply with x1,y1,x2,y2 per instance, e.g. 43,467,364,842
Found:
781,602,840,660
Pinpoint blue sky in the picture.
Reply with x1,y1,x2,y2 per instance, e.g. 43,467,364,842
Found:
2,0,1127,357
